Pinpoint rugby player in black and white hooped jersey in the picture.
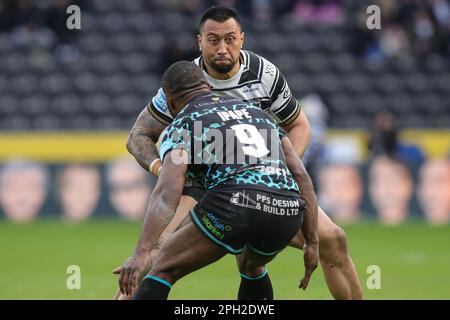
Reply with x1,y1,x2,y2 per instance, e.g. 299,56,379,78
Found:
114,6,362,300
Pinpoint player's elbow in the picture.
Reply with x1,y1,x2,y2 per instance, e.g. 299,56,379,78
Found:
300,112,312,143
126,127,146,157
288,156,308,181
126,130,136,156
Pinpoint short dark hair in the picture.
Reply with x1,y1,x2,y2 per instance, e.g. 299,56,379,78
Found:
162,61,208,98
199,6,241,33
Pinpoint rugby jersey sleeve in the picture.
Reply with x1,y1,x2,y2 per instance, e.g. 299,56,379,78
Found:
146,87,174,125
262,58,302,127
158,118,192,162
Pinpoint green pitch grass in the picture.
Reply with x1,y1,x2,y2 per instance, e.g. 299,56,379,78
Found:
0,219,449,299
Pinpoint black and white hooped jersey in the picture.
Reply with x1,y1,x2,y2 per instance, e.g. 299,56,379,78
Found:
148,50,301,127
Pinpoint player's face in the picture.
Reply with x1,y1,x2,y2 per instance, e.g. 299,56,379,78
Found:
198,18,244,75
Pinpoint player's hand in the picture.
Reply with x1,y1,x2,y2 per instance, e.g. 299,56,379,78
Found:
112,266,123,274
299,242,319,290
119,253,152,297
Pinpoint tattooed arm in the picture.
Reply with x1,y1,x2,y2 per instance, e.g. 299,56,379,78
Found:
126,107,167,172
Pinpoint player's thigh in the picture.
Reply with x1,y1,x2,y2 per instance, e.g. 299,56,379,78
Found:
160,195,198,236
151,222,227,281
289,205,337,249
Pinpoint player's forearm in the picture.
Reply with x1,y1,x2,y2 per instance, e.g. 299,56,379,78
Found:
134,199,175,255
126,108,167,171
294,166,318,246
127,128,160,170
133,154,187,255
282,137,318,245
134,185,180,255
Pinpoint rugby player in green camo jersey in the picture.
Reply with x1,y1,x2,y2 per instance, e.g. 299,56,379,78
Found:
119,61,318,299
114,6,362,300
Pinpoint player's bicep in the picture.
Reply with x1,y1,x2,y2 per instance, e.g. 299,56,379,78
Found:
268,76,301,127
281,107,309,133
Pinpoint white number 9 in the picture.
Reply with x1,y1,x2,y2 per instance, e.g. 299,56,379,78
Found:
231,124,270,158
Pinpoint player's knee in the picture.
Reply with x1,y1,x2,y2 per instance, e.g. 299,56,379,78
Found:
237,256,265,278
321,225,348,254
239,264,265,279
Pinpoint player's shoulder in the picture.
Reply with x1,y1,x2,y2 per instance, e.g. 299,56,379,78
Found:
242,50,280,89
243,50,279,74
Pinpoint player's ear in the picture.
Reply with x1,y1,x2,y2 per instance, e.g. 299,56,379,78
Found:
240,32,245,48
197,34,202,51
167,96,177,115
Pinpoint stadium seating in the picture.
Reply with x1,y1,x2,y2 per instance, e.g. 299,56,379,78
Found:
0,0,448,130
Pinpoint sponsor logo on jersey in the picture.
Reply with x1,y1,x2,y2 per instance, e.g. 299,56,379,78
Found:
265,64,276,77
152,88,168,112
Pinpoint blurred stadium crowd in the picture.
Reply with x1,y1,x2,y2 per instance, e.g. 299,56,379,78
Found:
0,0,449,225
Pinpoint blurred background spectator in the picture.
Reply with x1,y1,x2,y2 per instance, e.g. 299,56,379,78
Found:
318,163,363,224
417,158,450,225
292,0,344,25
350,0,450,61
56,163,101,223
44,0,80,62
368,111,425,167
368,112,398,158
368,155,414,225
105,157,156,221
0,160,49,223
8,0,55,50
300,93,328,187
